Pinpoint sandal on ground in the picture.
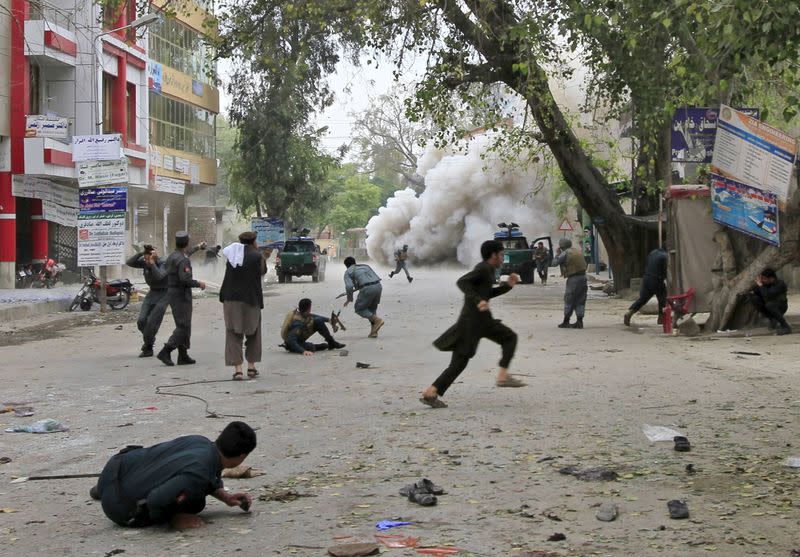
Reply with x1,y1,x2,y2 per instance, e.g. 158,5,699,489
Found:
420,396,448,409
247,368,259,379
667,499,689,519
496,376,526,388
232,371,244,381
408,491,437,506
673,436,691,452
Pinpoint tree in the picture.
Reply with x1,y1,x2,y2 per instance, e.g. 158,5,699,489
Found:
324,164,384,232
218,0,800,324
351,89,427,193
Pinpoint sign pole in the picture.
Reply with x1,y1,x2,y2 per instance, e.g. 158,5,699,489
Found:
99,266,107,312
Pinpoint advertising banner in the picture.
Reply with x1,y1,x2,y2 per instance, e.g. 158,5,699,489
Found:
72,134,123,162
42,199,79,227
26,115,69,139
77,186,127,265
154,176,186,195
711,173,779,246
11,175,78,207
671,107,758,163
711,105,797,199
77,159,128,188
251,217,285,246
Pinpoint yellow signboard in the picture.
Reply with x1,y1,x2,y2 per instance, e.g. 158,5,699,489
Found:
159,65,219,114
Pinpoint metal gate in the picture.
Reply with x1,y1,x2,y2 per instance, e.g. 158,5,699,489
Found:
48,223,78,271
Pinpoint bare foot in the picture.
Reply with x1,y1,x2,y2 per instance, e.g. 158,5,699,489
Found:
422,386,438,399
171,513,205,529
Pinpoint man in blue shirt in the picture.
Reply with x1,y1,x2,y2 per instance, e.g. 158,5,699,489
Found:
343,257,385,338
91,421,256,529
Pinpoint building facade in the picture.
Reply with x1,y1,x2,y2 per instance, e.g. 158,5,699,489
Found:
0,0,219,288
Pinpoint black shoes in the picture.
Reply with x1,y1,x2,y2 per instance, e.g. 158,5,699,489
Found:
558,319,571,328
399,478,444,506
328,341,346,350
571,319,584,329
139,344,153,358
177,349,196,365
89,485,100,500
157,345,174,366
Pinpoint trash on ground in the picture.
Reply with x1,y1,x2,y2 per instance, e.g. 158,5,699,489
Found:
5,418,68,434
542,510,561,522
731,351,761,356
400,478,445,496
546,533,566,542
0,508,18,513
356,362,371,369
259,488,315,502
643,424,684,442
518,551,561,557
339,350,349,357
415,548,461,556
13,406,34,417
376,520,412,531
595,502,618,522
667,499,689,519
784,457,800,468
375,534,419,548
673,436,691,452
327,542,380,557
0,457,11,465
222,464,265,478
559,465,618,481
536,455,557,463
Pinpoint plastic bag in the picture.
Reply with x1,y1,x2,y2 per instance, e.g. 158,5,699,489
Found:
784,457,800,468
642,424,683,442
5,419,68,434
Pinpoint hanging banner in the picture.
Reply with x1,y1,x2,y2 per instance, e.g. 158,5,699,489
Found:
72,134,123,162
154,176,186,195
251,217,285,245
11,176,78,207
711,173,779,247
77,159,128,188
671,107,759,163
710,105,797,199
26,115,69,139
77,186,127,266
42,199,79,227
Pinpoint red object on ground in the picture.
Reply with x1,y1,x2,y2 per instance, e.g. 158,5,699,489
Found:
138,406,158,411
416,548,461,556
663,287,696,334
375,534,419,548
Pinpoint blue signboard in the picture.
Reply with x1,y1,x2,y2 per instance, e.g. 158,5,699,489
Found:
79,186,128,213
251,217,285,245
711,173,778,246
672,107,759,163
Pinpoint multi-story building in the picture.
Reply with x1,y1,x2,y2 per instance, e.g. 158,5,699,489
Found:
0,0,219,288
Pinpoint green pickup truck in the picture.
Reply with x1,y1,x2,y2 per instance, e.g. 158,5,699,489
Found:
493,223,552,284
275,237,327,283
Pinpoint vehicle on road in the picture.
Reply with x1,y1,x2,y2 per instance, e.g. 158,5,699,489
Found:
493,222,553,284
275,236,327,283
69,271,133,311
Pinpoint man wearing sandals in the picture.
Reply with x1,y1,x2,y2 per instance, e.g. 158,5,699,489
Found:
219,231,267,380
280,298,346,355
421,240,525,408
90,421,256,529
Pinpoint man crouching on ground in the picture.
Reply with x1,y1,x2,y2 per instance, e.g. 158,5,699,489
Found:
90,421,256,529
281,298,346,355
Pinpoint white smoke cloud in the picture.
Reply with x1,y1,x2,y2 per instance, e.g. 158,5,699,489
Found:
366,133,556,266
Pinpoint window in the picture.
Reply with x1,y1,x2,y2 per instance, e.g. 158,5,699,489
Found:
127,82,137,144
102,73,114,134
29,63,40,114
148,92,216,159
148,18,216,85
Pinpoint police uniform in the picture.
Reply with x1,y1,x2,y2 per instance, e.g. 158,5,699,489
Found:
344,262,385,337
158,232,203,366
556,238,588,328
280,309,341,353
126,251,168,356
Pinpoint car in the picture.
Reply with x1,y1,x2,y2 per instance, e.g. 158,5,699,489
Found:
275,237,327,283
492,222,552,284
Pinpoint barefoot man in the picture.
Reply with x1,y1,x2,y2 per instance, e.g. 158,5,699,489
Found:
90,421,256,529
421,240,525,408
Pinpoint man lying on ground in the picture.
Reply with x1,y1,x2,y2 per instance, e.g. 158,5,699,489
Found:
91,421,256,529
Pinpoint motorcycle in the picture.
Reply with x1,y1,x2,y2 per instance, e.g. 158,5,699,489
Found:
16,264,34,288
69,271,133,311
31,258,65,289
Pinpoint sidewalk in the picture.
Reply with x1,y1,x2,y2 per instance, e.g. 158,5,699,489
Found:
0,286,77,321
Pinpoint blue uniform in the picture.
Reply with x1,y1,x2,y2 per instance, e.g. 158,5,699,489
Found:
344,264,382,319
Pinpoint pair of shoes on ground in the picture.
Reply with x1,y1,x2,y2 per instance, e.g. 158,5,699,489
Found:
558,319,583,329
399,478,444,506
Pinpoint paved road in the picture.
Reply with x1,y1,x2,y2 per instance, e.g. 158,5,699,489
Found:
1,263,799,556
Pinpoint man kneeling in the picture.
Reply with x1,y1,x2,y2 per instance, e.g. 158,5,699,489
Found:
281,298,346,355
744,267,791,335
91,421,256,529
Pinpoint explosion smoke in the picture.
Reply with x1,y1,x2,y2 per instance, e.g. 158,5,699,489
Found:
366,133,556,266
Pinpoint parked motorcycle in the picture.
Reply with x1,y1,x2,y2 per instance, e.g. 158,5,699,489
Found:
31,258,65,289
15,264,34,288
69,271,133,311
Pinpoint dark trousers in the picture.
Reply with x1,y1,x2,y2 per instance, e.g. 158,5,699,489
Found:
286,316,336,352
564,273,588,319
750,293,789,328
167,290,192,349
536,261,548,282
137,289,168,346
629,275,667,315
433,322,517,396
391,261,411,279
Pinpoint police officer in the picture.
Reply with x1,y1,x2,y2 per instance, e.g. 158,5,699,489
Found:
126,245,168,357
343,256,385,337
157,232,206,366
555,237,588,329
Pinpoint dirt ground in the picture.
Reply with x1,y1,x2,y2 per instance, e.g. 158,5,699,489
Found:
1,263,799,557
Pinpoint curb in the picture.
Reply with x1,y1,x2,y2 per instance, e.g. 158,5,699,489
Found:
0,300,71,321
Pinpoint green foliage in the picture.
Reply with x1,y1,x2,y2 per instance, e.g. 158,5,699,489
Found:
323,164,383,232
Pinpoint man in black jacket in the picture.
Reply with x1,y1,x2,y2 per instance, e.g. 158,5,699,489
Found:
126,245,168,357
219,231,267,380
420,240,524,408
745,267,791,335
624,247,668,327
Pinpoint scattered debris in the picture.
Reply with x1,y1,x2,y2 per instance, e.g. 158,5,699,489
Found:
541,510,562,522
489,427,503,433
731,351,761,356
339,350,349,357
559,465,619,481
536,455,557,463
685,463,696,475
518,551,561,557
0,508,18,513
375,534,419,548
643,424,684,442
673,436,691,452
546,533,566,542
115,423,133,428
114,325,123,330
104,550,125,557
0,457,11,465
5,418,68,434
667,499,689,519
327,542,380,557
415,548,461,556
595,502,618,522
784,457,800,468
356,362,371,369
222,465,265,479
258,488,315,502
376,520,412,531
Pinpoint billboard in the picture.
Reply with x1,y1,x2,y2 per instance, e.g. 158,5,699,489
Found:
251,217,285,246
710,173,779,247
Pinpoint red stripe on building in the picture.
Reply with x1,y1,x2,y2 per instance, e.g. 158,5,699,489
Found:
127,55,146,70
44,148,75,167
44,30,77,57
102,41,126,59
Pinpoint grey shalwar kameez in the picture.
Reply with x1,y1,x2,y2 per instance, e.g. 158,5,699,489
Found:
219,244,267,366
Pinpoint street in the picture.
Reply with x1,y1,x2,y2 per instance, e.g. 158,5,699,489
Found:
1,263,799,556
